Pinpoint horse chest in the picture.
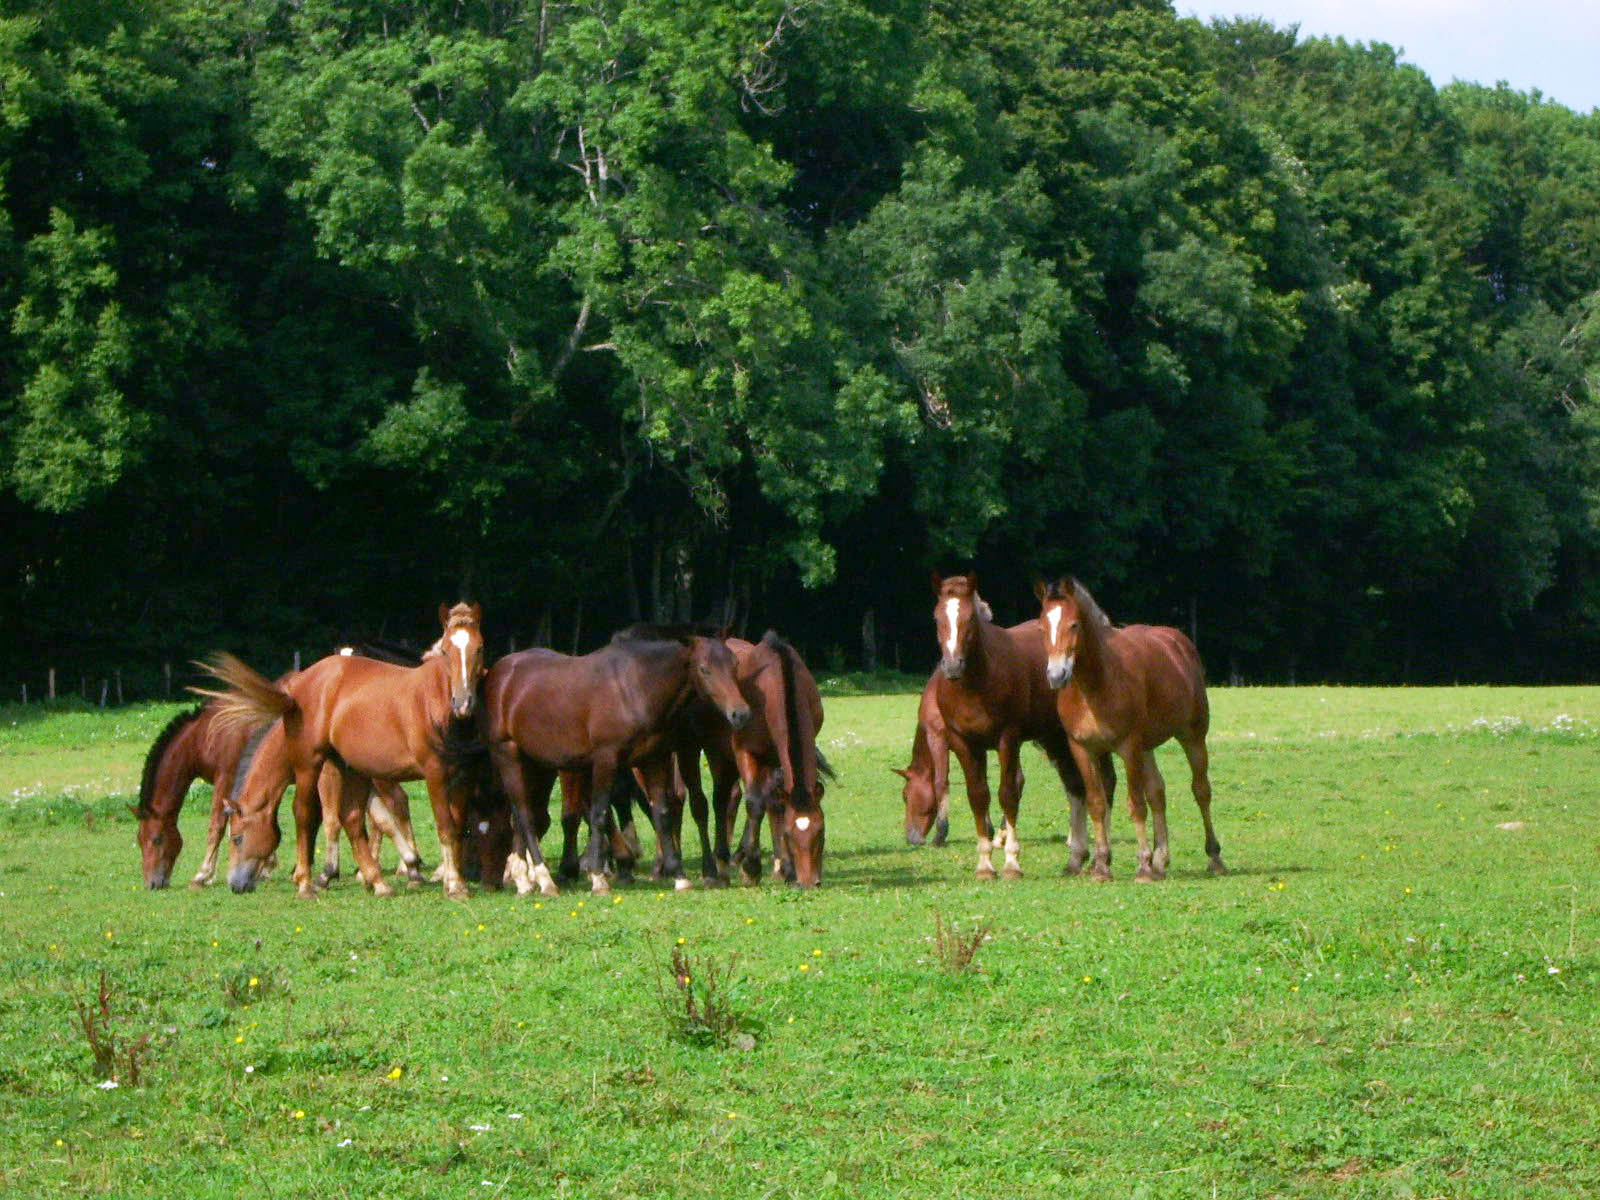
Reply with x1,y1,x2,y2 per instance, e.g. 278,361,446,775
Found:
1060,692,1123,751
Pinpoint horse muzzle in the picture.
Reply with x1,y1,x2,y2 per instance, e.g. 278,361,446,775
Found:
145,868,172,890
905,823,926,847
451,694,477,720
228,862,261,894
726,705,752,731
1046,655,1074,690
940,656,965,681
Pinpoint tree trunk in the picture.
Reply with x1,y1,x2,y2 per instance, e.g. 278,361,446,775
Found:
862,609,878,672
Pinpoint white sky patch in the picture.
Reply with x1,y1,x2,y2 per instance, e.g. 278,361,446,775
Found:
1188,0,1600,112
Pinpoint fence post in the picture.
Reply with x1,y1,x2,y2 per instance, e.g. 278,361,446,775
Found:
115,669,123,706
163,662,172,697
47,667,55,701
293,650,301,671
98,679,109,708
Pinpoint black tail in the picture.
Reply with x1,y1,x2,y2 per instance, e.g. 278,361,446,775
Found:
137,704,207,818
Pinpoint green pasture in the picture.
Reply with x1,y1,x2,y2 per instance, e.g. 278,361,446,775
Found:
1,687,1598,1198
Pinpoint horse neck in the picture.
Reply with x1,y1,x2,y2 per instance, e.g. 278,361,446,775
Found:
140,710,207,820
766,643,819,803
1070,610,1119,696
614,642,693,732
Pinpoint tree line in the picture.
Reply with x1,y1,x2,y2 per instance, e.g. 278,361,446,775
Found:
4,0,1599,692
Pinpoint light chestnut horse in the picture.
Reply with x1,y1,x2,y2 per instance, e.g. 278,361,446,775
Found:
196,603,487,898
931,573,1112,880
1035,578,1225,881
134,691,421,890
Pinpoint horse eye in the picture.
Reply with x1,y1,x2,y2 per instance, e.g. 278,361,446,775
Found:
231,834,243,846
150,834,163,846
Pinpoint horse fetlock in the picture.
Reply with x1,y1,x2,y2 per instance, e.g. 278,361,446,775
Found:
975,863,998,881
370,877,396,898
588,872,612,895
1001,862,1023,880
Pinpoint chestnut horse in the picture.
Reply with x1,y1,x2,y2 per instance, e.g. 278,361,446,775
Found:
197,603,487,898
673,632,831,887
482,630,750,895
931,573,1114,880
895,672,951,847
1035,578,1225,881
134,690,422,890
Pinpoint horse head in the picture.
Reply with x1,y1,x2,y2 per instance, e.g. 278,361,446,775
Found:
1035,577,1094,689
225,723,286,893
777,802,825,888
932,572,983,680
896,765,938,845
438,602,486,720
687,635,751,731
134,806,181,889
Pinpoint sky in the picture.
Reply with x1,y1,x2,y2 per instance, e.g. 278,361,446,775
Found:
1188,0,1600,113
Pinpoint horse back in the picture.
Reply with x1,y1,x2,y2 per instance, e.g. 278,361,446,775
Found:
298,655,435,774
1116,624,1208,739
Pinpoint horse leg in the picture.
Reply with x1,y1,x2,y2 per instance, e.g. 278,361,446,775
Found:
371,781,426,884
557,768,584,883
580,753,625,894
996,733,1025,880
639,760,690,891
1071,741,1113,881
705,744,740,880
1181,733,1226,875
679,749,720,885
190,774,232,888
334,771,394,897
419,764,471,900
1052,751,1090,876
735,775,772,885
949,736,996,880
1123,746,1159,882
495,749,558,897
290,762,325,899
317,768,342,888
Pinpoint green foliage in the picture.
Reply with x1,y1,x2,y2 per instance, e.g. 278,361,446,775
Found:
4,1,1600,682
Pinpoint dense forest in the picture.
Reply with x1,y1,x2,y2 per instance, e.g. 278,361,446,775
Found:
4,0,1600,691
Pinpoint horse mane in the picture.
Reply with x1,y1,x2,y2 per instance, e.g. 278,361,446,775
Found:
229,718,277,806
432,714,491,795
761,630,832,806
611,621,726,644
1044,578,1112,631
334,637,422,667
136,704,206,818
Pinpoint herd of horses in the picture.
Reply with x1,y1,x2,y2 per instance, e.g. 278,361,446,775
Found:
134,578,1225,899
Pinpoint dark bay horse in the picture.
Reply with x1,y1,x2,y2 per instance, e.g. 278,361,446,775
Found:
135,690,422,890
1035,578,1225,881
482,631,750,895
197,603,487,898
931,573,1114,880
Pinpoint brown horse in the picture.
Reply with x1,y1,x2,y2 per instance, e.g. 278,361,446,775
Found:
134,690,423,890
672,632,830,887
198,603,487,898
482,630,750,895
895,672,951,847
1035,578,1225,881
931,573,1114,880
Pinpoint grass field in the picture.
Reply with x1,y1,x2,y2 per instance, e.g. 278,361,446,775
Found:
1,686,1598,1198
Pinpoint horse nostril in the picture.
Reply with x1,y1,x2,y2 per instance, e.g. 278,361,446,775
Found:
906,826,925,846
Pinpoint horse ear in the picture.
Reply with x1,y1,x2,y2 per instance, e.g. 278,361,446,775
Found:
1033,578,1048,603
438,603,450,627
968,571,979,593
930,570,944,596
127,803,140,818
469,602,483,624
890,767,909,780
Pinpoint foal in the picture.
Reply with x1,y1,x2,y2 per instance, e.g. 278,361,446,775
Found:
1035,578,1225,881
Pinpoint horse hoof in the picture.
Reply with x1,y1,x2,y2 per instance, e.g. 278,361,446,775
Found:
406,877,424,891
673,877,693,892
1209,859,1229,876
296,885,319,900
1002,864,1023,880
445,882,470,901
975,865,998,882
188,877,211,890
1134,871,1159,883
1091,868,1113,883
1063,862,1085,878
589,873,611,896
700,875,727,890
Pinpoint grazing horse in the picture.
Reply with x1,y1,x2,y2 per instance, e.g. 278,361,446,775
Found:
1035,578,1225,881
482,630,750,895
197,603,487,898
931,573,1114,880
896,673,951,847
134,691,421,890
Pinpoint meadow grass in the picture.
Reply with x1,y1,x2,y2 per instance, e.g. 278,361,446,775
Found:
1,687,1597,1197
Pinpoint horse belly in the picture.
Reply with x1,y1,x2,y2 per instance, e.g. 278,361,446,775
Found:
327,703,418,779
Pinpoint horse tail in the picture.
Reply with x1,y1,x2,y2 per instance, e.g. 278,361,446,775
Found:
190,653,297,737
137,704,207,818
